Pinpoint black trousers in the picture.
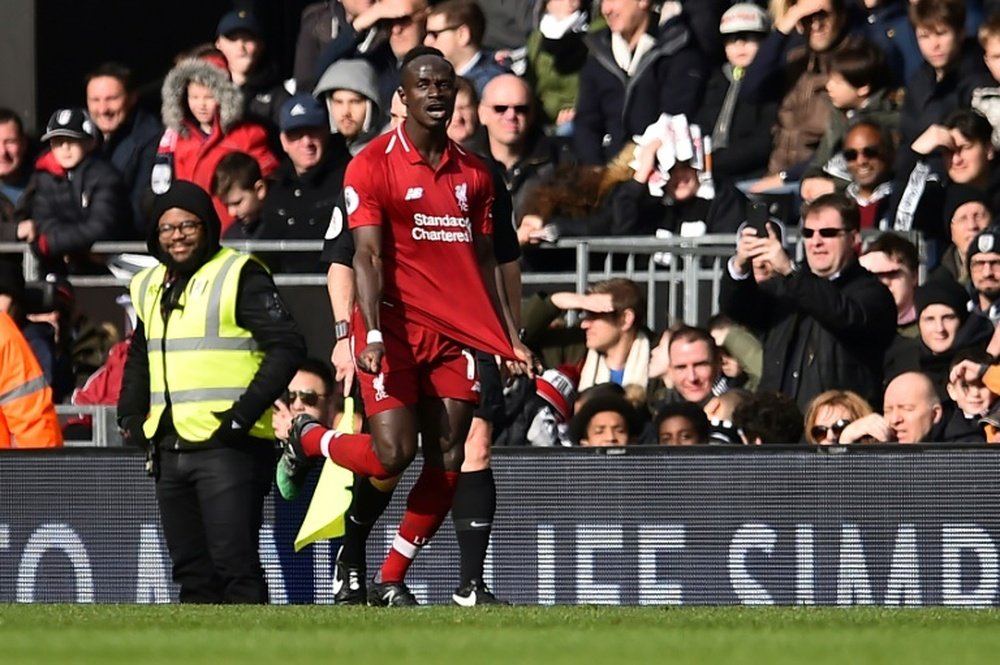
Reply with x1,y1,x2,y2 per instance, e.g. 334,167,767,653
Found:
155,442,275,603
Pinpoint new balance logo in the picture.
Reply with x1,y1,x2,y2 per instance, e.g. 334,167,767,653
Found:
404,187,424,200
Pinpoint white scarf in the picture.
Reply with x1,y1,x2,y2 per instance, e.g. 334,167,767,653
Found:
578,332,651,391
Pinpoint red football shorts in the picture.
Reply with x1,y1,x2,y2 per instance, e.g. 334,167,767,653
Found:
351,303,480,415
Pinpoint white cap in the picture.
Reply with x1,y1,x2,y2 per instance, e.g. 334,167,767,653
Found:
720,3,770,35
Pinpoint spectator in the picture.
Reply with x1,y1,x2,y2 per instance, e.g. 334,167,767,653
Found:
157,52,279,232
884,278,992,401
494,368,577,447
720,193,897,409
707,314,763,392
968,228,1000,325
424,0,509,96
858,0,924,85
471,74,571,222
0,108,33,243
573,0,707,165
823,121,895,227
0,309,63,448
654,401,711,445
447,77,480,144
656,325,724,408
839,371,943,442
799,39,898,199
695,2,778,187
293,0,376,91
480,0,535,52
85,62,163,237
213,152,268,241
260,94,351,272
893,109,995,248
733,391,805,444
313,59,384,156
928,184,992,285
941,349,994,442
859,232,920,337
569,391,642,446
895,0,987,179
971,14,1000,146
215,10,290,130
743,0,856,193
525,0,593,130
803,389,875,444
31,108,132,275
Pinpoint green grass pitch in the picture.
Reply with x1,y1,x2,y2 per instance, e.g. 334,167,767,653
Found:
3,605,1000,665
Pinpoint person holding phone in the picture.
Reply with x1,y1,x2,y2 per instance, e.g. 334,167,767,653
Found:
719,192,897,410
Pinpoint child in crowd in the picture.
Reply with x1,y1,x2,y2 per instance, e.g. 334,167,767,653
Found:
31,108,132,275
695,2,777,188
942,350,995,442
156,49,278,232
972,14,1000,147
799,38,898,198
654,402,710,445
212,151,268,241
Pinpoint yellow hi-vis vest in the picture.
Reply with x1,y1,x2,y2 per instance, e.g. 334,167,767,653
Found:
129,247,273,442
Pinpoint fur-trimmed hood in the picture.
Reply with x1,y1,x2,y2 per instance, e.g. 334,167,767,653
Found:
161,58,244,136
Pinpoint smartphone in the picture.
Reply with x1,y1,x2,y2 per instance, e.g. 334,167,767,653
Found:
745,200,771,238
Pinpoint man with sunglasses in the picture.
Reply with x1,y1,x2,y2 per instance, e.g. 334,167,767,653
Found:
841,122,895,229
720,192,897,410
118,180,305,603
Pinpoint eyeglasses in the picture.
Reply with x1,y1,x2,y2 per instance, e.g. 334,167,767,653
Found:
970,258,1000,272
492,104,530,116
801,227,848,238
843,146,881,162
157,220,203,237
425,25,460,39
810,418,851,441
285,389,325,407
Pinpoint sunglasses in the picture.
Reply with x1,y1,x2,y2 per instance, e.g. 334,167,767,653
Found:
492,104,530,115
799,9,831,26
843,146,881,162
801,227,848,238
285,389,325,407
810,418,851,441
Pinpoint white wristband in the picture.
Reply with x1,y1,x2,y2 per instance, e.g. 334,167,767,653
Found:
366,329,384,345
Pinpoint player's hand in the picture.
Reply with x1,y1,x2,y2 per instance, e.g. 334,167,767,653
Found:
507,341,541,379
272,399,294,441
332,337,355,394
356,342,385,374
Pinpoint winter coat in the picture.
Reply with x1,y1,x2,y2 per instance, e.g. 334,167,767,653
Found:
99,108,162,238
31,151,132,274
158,57,279,232
573,16,708,165
525,21,592,124
719,258,897,410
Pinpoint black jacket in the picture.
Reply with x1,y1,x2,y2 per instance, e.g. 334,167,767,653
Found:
32,152,132,274
719,258,897,409
573,16,707,165
259,140,350,273
100,108,162,237
940,407,987,443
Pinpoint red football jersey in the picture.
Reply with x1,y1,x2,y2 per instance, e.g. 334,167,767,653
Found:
344,124,514,359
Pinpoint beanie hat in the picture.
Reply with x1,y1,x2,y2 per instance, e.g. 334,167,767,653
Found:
914,279,971,324
149,180,222,263
536,369,577,423
943,184,990,225
967,228,1000,275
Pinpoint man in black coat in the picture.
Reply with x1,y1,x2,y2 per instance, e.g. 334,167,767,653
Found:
719,192,897,409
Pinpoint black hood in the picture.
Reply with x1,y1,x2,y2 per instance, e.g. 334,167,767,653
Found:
148,180,222,273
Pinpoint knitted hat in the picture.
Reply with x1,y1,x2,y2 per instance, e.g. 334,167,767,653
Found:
943,184,990,225
967,228,1000,275
536,369,577,423
914,279,971,324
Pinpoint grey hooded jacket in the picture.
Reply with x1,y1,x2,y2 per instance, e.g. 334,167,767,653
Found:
313,58,383,156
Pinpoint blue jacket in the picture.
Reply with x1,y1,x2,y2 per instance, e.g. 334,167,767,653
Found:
573,15,707,165
100,109,161,238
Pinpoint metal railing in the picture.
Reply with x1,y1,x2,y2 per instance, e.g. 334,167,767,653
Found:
56,405,122,447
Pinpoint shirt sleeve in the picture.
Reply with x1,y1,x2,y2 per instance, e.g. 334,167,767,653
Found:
344,155,384,229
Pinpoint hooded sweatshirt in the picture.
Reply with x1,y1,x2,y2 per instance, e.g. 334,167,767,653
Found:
157,57,279,232
312,58,383,156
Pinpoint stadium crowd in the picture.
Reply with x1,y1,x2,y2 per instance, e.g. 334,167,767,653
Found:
5,0,1000,448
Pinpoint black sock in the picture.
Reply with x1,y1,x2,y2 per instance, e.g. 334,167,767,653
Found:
452,467,496,584
340,474,395,568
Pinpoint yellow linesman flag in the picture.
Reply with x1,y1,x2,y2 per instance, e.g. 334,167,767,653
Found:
294,397,356,552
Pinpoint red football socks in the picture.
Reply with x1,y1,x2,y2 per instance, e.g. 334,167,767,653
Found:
300,425,393,479
380,465,460,584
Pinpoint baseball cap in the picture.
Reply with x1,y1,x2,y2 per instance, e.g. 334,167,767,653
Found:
217,9,262,38
279,94,329,133
40,108,99,142
720,3,769,35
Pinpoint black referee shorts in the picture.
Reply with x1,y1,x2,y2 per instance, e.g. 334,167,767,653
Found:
473,350,504,424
